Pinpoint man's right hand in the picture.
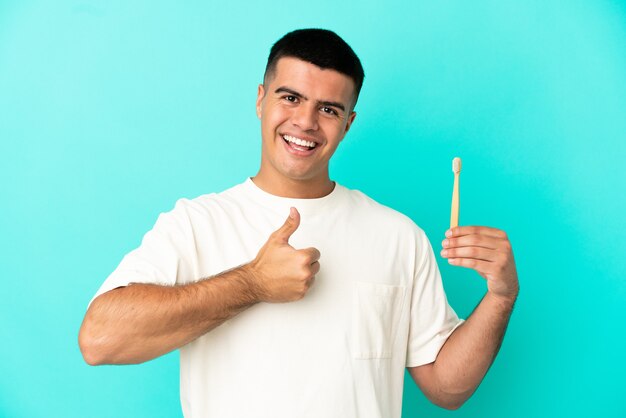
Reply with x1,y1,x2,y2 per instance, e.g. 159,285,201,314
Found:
246,207,320,303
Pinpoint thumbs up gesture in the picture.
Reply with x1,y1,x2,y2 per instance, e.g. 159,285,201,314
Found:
247,207,321,303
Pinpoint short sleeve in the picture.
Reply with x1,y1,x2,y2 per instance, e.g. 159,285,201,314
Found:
405,229,464,367
88,199,197,307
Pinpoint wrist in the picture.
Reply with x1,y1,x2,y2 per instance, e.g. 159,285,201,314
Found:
486,288,518,308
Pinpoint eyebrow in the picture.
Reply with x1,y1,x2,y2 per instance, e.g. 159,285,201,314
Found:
274,86,346,113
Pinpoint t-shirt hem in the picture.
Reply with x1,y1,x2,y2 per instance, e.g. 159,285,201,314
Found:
87,272,150,309
405,318,465,367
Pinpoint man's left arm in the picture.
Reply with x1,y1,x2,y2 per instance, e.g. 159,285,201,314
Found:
407,226,519,410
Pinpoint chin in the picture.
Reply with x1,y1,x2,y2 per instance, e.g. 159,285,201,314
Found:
283,172,315,181
280,167,320,182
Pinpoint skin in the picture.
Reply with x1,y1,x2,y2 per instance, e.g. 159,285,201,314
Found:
408,226,519,409
253,56,357,198
79,56,520,411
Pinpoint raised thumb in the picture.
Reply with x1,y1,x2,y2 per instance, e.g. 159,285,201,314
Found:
273,207,300,244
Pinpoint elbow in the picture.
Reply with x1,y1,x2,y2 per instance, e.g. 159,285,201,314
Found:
78,312,119,366
80,346,104,366
78,319,149,365
437,399,465,411
432,390,472,410
78,324,107,366
430,396,466,411
431,372,476,410
78,295,122,366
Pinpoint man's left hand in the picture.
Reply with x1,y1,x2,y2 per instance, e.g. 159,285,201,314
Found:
441,226,519,302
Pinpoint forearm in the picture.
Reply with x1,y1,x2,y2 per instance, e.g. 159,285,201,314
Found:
79,264,258,365
432,291,516,404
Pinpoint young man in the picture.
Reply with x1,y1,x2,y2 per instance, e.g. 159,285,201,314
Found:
79,29,519,417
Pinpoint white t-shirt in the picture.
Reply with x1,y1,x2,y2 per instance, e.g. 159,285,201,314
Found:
93,178,463,418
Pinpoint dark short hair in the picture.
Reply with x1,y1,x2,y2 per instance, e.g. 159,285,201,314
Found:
264,28,365,108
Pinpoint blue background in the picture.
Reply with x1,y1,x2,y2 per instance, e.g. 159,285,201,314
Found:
1,1,625,417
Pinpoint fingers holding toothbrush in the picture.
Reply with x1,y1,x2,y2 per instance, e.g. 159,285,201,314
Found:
441,226,519,302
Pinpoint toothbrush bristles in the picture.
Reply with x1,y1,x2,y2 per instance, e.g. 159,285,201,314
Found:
452,157,462,173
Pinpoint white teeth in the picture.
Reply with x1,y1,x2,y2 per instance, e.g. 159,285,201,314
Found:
283,134,316,148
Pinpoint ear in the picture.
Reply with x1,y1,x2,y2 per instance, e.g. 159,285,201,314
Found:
341,111,357,138
256,84,265,119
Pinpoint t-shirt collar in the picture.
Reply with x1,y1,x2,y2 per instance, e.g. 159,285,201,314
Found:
242,177,344,218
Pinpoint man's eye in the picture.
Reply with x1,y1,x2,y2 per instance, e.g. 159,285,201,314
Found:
285,95,297,102
321,106,338,116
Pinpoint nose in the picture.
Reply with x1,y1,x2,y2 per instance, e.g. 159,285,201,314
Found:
291,104,318,131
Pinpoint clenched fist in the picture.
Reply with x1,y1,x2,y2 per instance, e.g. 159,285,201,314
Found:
246,207,320,303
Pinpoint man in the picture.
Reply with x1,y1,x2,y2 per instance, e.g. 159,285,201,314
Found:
79,29,519,417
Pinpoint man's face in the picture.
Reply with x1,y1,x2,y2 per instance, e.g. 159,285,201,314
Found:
256,57,357,185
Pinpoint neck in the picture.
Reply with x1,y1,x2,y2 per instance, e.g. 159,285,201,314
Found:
251,172,335,199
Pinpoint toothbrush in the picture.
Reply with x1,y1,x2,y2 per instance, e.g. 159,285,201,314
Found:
450,157,462,229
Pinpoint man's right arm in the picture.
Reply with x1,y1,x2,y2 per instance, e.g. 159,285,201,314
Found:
79,207,319,365
79,265,259,365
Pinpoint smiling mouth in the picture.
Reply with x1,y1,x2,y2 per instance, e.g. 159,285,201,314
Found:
282,134,318,151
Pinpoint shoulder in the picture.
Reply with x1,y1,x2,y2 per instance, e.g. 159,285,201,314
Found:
152,181,248,228
172,181,249,215
340,185,427,240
